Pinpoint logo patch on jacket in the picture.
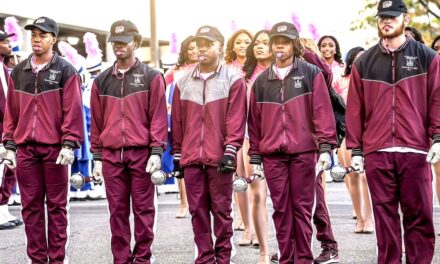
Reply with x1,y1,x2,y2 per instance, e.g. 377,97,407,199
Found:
45,69,60,85
293,76,304,89
130,73,145,87
402,56,418,71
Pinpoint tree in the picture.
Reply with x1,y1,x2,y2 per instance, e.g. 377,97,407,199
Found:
351,0,440,45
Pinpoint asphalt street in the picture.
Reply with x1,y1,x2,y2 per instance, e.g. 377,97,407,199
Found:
1,181,439,264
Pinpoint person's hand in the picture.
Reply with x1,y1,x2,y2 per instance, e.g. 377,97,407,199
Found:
317,152,332,171
173,157,184,179
56,147,75,165
4,150,16,169
146,155,161,174
218,154,236,173
351,155,365,174
0,144,7,159
251,163,265,179
427,142,440,164
92,160,103,183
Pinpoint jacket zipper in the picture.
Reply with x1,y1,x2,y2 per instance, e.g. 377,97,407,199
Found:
391,52,396,146
199,80,206,160
280,80,287,149
32,73,38,140
121,79,125,161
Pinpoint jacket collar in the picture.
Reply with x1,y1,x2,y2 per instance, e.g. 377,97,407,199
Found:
111,58,140,76
23,52,58,71
267,58,298,81
378,36,410,54
191,63,223,79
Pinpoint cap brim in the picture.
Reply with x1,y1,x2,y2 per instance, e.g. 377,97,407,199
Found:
376,11,403,17
270,33,298,41
0,33,15,41
107,35,134,43
24,24,56,36
193,36,217,43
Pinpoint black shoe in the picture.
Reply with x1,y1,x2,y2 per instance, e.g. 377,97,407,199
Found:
9,218,23,226
0,221,16,230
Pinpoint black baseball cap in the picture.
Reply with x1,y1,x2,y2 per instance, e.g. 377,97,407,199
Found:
24,16,59,37
376,0,407,17
108,20,139,43
270,22,299,41
0,30,14,41
194,25,224,45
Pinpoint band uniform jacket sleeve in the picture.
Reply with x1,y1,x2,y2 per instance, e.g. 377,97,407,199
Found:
171,83,183,155
311,72,338,148
345,64,365,152
247,81,262,156
0,65,10,138
148,73,168,151
90,80,103,159
61,73,84,148
225,78,247,150
428,55,440,138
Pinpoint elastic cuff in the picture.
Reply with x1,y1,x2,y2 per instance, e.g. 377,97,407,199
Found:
63,140,76,150
174,153,181,161
93,152,102,161
319,143,332,153
433,134,440,143
5,140,16,151
351,148,363,157
151,146,163,157
250,155,262,165
225,144,237,155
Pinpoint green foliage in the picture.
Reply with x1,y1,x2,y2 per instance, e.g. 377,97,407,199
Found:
351,0,440,44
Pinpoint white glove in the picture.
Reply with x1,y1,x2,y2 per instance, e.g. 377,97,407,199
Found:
0,144,7,159
92,160,103,183
427,142,440,164
317,152,332,171
251,163,265,179
4,150,16,169
351,156,365,174
146,155,161,174
56,147,75,165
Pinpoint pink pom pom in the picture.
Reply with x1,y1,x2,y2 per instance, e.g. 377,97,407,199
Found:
290,13,302,33
4,17,23,46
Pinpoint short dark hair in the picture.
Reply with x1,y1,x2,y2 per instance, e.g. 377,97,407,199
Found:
344,46,365,76
317,35,343,64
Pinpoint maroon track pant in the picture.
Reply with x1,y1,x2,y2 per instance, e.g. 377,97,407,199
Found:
102,147,156,264
313,170,338,251
263,152,316,264
184,165,234,264
0,167,15,205
365,152,434,264
16,144,69,263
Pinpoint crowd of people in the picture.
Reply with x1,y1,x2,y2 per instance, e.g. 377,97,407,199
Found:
1,0,440,263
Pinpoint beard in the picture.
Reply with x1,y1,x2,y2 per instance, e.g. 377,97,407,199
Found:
377,20,405,39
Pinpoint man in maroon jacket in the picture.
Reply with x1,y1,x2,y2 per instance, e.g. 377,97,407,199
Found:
91,20,167,264
0,30,23,230
171,25,246,264
346,0,440,263
3,17,84,263
248,22,337,264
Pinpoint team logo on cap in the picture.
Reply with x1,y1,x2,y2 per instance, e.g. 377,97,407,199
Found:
382,1,392,8
35,18,46,24
115,26,124,34
200,27,210,33
277,25,287,32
